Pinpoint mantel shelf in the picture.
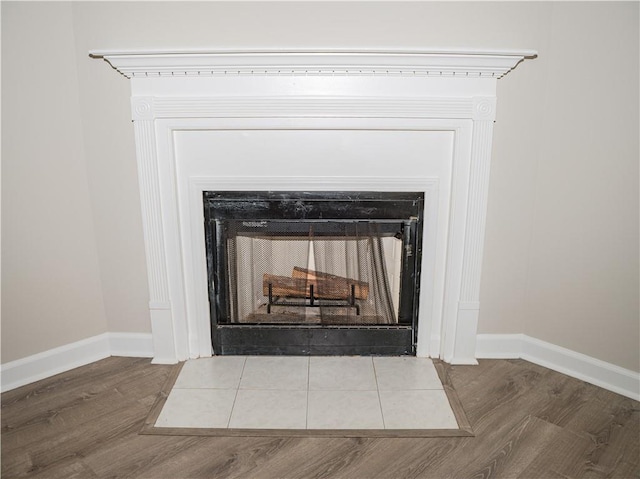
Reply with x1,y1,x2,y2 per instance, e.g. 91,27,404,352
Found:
90,48,537,79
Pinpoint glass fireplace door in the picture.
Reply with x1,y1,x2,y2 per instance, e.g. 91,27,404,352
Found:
204,192,423,355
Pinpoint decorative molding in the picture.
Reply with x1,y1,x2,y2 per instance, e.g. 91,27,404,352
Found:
133,121,170,304
472,97,497,121
190,175,439,192
0,333,154,393
438,124,473,364
133,120,178,363
429,335,442,358
149,301,171,310
476,334,640,401
441,118,493,365
458,301,481,310
132,96,480,121
90,49,536,79
460,120,494,302
131,97,155,120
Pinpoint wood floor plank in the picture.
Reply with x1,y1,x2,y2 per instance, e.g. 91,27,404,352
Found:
240,437,385,479
528,370,594,427
418,414,544,478
448,360,546,428
2,357,169,434
85,435,204,478
2,357,638,479
363,439,463,479
134,437,303,479
1,357,174,478
462,415,563,479
517,426,595,478
28,457,99,479
563,392,640,478
2,363,171,460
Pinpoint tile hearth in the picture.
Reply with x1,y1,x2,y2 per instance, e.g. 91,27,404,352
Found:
154,356,459,431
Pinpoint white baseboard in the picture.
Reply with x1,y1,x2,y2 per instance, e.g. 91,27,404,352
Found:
108,332,155,357
476,334,639,401
3,332,637,401
1,332,154,393
476,333,524,359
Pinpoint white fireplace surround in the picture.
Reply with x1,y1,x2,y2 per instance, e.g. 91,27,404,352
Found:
92,49,536,365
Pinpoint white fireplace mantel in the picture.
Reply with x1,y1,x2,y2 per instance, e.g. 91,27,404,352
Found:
92,49,535,365
91,48,535,78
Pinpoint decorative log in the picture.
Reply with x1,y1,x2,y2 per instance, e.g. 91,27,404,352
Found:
263,273,368,300
291,267,369,300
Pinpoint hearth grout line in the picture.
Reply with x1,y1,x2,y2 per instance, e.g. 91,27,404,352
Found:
305,357,311,429
371,357,387,429
226,356,247,428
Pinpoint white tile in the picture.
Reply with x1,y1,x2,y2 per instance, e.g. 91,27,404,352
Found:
155,388,237,428
173,356,246,389
379,389,459,429
239,356,308,390
229,389,307,429
307,390,384,429
309,357,377,390
156,355,461,431
373,357,443,390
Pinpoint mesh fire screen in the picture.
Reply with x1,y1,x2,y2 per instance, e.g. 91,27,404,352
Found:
204,191,423,355
226,221,402,325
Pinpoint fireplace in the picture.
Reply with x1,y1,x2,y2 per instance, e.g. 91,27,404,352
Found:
91,49,535,364
204,191,424,355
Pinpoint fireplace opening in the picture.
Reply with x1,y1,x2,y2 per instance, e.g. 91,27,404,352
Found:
204,191,424,355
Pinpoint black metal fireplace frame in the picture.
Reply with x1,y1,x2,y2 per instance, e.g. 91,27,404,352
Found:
203,191,424,355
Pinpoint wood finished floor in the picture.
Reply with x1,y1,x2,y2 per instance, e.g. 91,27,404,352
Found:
2,357,638,479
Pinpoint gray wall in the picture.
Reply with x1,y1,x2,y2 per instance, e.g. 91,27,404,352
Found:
2,2,638,371
2,2,110,360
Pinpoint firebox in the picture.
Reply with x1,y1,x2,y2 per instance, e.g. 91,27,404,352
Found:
203,191,424,355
